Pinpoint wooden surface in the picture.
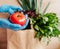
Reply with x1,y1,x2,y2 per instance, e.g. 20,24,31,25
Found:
0,28,7,49
0,13,10,49
0,0,60,49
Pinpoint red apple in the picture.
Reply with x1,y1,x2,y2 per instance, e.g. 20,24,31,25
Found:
10,12,26,26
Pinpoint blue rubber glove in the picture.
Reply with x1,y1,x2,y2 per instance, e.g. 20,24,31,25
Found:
0,4,23,14
0,5,29,31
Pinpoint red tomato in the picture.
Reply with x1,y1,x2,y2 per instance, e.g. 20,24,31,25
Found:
10,12,26,26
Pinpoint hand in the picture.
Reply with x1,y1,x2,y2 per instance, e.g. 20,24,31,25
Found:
0,14,29,31
0,4,23,14
0,5,29,31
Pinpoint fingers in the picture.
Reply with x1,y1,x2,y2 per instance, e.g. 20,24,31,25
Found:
0,4,23,13
8,8,16,14
9,24,21,31
10,5,23,11
0,4,9,12
8,6,23,14
0,16,29,31
25,14,28,19
0,19,29,31
0,18,21,30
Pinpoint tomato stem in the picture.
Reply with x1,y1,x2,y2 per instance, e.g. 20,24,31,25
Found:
17,15,20,17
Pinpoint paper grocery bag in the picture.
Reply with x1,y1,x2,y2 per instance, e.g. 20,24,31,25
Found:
7,29,37,49
7,29,46,49
7,29,54,49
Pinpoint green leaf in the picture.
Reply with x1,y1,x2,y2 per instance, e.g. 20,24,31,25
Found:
53,28,60,36
36,32,41,38
32,0,35,10
36,0,39,14
48,27,53,32
34,25,39,31
34,0,37,10
39,28,44,34
40,0,43,13
29,0,32,9
18,0,23,6
43,2,50,14
17,0,60,41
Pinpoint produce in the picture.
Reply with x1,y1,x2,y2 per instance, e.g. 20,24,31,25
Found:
10,12,26,26
17,0,60,41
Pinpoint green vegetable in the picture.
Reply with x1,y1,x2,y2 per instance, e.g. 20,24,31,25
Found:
32,13,60,40
17,0,60,41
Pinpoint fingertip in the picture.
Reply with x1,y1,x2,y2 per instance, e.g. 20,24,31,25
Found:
25,14,28,19
8,8,15,14
18,6,23,11
20,19,29,30
13,28,20,31
26,19,29,25
11,24,21,28
11,5,23,11
9,24,21,30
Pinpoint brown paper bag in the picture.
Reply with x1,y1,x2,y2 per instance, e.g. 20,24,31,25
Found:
7,29,35,49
